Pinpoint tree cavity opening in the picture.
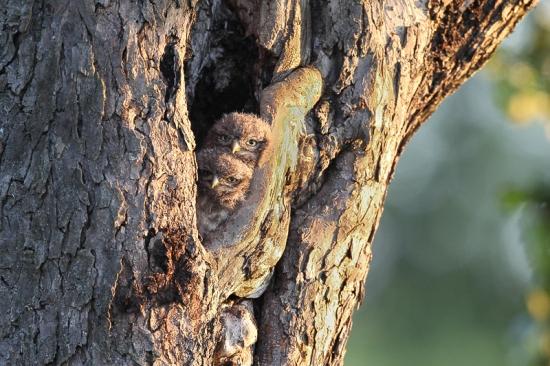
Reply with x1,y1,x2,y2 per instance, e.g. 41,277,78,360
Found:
185,0,260,149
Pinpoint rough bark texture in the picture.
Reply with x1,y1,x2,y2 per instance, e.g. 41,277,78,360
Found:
0,0,537,365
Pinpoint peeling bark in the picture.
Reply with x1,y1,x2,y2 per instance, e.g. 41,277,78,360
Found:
0,0,537,365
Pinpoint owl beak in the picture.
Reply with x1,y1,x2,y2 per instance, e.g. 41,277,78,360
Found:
211,176,220,189
231,141,241,153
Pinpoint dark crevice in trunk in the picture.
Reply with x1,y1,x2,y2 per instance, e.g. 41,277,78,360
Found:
185,0,260,148
160,42,181,104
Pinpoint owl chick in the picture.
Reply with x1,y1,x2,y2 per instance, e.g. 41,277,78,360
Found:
196,148,253,238
204,112,272,168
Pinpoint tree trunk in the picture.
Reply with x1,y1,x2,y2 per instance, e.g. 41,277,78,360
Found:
0,0,536,365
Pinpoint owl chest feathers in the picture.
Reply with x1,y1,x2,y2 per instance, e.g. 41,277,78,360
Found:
197,195,230,236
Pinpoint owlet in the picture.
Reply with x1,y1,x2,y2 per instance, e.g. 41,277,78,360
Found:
204,112,272,168
196,148,253,238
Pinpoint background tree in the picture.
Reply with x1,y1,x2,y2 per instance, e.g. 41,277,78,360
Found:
0,0,539,364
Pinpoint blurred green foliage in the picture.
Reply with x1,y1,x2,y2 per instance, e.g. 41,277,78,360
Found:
346,3,550,365
504,186,550,365
487,3,550,125
493,3,550,364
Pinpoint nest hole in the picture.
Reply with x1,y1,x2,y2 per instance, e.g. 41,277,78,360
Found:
186,1,261,148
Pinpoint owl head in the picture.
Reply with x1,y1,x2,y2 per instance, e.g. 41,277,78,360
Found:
204,112,271,166
196,148,253,210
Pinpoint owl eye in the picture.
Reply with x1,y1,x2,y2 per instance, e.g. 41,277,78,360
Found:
246,139,258,147
226,176,239,184
218,134,231,143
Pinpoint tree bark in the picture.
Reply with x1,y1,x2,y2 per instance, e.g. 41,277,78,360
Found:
0,0,537,365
